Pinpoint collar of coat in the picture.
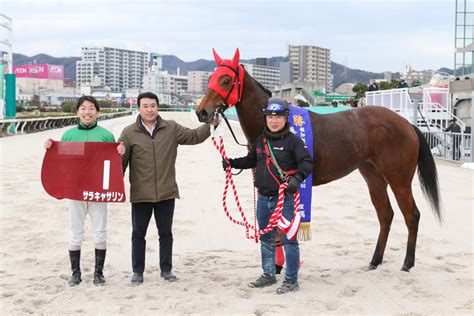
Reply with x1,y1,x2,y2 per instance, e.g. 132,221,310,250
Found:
135,114,167,136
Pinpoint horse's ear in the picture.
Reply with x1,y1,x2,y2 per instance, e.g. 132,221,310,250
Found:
231,48,240,69
212,48,222,65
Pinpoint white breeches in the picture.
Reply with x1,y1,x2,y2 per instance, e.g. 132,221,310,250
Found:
68,200,107,250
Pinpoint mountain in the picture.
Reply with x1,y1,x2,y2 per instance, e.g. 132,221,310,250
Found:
161,54,398,88
438,67,454,75
12,53,450,89
161,55,288,74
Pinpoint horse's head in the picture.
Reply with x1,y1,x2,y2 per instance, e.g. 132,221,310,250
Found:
196,48,245,123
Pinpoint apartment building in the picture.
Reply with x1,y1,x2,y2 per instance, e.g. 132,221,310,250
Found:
142,70,188,105
187,71,212,95
288,45,333,92
76,47,148,92
242,63,280,91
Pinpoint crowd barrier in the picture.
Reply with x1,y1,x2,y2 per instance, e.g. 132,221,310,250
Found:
423,131,471,163
0,111,133,136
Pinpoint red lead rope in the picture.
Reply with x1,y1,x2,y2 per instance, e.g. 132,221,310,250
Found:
211,125,301,241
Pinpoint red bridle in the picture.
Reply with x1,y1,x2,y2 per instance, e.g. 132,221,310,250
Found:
208,48,245,112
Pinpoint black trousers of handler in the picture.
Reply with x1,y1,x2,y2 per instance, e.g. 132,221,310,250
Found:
131,199,175,274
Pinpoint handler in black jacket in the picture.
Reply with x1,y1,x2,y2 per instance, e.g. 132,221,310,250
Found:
223,97,312,294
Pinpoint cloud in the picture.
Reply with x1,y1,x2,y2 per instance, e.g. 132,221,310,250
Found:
1,0,455,72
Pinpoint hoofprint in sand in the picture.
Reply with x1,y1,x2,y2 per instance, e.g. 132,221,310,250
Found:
0,112,472,314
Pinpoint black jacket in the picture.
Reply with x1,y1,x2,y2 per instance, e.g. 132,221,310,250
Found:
230,128,313,196
445,122,461,133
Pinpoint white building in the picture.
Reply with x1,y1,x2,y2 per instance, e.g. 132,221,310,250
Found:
162,73,188,105
401,64,435,85
76,47,148,92
242,63,280,91
288,45,333,92
142,70,188,106
187,71,212,95
141,53,165,101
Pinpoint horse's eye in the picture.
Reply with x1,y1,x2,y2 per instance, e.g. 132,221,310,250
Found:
223,78,231,85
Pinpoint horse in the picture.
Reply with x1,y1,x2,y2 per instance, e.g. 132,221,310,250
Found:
196,48,441,272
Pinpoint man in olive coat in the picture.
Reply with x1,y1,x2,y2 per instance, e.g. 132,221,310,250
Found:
119,92,211,284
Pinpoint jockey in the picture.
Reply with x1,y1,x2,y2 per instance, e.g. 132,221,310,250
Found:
223,97,313,294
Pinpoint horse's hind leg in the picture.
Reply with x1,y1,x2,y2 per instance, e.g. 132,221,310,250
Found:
359,163,394,270
390,184,420,272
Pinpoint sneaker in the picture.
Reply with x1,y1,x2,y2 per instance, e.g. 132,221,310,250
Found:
276,279,299,294
160,271,177,282
131,272,143,284
248,274,277,288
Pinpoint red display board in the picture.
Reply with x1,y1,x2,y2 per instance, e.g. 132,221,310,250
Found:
41,141,125,202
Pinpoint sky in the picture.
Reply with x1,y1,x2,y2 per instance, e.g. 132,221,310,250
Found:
0,0,458,73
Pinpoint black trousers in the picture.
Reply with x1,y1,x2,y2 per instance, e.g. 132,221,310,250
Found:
131,199,175,273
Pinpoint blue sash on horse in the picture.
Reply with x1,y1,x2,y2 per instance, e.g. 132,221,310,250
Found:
288,104,313,240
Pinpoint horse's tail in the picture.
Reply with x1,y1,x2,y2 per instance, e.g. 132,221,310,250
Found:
412,125,442,222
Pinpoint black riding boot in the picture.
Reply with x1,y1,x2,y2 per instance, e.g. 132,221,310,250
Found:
93,249,106,285
68,250,82,286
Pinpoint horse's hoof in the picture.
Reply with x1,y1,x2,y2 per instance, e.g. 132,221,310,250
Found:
366,263,378,271
400,265,411,272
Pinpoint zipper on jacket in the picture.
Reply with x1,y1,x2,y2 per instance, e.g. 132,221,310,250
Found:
138,120,161,202
150,134,158,201
139,126,159,202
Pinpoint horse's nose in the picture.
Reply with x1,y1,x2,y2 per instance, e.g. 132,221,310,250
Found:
196,109,209,122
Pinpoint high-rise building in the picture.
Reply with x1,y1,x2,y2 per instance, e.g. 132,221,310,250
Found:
162,73,188,104
242,63,280,91
76,47,148,92
279,61,293,85
187,71,212,95
454,0,474,76
142,53,165,101
288,45,332,92
143,70,188,105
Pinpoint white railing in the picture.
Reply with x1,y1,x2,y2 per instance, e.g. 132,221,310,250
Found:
0,111,133,136
423,131,471,163
421,87,466,131
366,88,414,119
366,87,465,132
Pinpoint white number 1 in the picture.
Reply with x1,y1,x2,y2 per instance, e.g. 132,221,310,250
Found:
103,160,110,190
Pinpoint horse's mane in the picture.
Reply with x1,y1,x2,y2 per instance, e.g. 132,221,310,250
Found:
254,78,272,98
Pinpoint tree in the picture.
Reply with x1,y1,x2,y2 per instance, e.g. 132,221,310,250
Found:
379,80,400,90
352,82,368,98
61,101,76,113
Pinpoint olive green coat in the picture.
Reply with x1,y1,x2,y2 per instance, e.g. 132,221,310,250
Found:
119,115,210,203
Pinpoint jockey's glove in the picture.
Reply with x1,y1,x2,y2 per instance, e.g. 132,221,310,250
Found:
285,174,303,194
